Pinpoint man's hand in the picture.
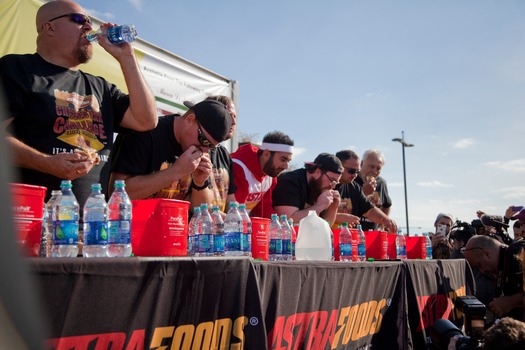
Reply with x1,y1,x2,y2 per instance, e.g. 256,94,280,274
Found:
191,152,212,186
175,146,206,179
46,152,96,180
362,175,377,196
316,189,337,211
489,295,519,318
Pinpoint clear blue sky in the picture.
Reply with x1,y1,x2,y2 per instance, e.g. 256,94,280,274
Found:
75,0,525,235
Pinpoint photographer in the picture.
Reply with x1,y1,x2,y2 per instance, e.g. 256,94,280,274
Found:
463,235,524,320
447,317,525,350
431,218,475,260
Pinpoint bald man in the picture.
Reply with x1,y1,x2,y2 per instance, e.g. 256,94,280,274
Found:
0,0,157,205
464,235,525,320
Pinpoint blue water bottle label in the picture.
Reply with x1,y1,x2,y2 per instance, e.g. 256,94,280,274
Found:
54,220,78,245
242,232,249,253
109,220,131,244
84,221,108,245
214,233,224,254
270,239,283,255
225,231,241,252
282,239,292,255
358,243,366,257
195,234,214,254
340,243,352,258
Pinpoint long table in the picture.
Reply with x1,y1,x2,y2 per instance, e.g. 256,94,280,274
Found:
30,258,474,350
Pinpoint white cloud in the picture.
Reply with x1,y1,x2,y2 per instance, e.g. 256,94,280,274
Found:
293,147,306,157
417,181,455,188
496,186,525,199
84,8,115,21
484,159,525,173
453,138,474,149
128,0,143,11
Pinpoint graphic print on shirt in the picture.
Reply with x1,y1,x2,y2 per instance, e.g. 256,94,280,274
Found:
210,167,229,212
155,161,191,200
233,159,272,213
338,198,354,215
53,89,106,151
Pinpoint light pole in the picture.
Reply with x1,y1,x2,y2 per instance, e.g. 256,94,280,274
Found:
392,131,414,235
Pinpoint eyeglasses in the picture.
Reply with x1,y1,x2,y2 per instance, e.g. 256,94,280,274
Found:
345,167,360,175
321,170,340,186
48,13,92,26
460,247,484,253
196,122,216,149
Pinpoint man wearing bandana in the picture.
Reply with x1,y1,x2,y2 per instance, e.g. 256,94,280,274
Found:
231,131,294,218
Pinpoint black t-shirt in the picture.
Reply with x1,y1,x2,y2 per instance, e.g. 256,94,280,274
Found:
111,114,189,199
496,240,525,319
355,175,392,230
272,168,309,210
337,181,375,218
0,53,129,205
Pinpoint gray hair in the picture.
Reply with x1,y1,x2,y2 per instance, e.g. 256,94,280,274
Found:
362,149,385,165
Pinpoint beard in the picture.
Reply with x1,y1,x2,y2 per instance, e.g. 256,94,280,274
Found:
307,175,324,205
262,154,283,178
74,43,93,64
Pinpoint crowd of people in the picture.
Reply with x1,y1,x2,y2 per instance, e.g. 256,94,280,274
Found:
1,1,523,344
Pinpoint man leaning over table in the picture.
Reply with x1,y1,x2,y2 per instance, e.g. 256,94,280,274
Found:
0,0,157,205
110,99,232,211
273,153,342,226
231,131,294,218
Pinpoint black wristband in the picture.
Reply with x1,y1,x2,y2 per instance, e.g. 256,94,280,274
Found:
191,179,209,191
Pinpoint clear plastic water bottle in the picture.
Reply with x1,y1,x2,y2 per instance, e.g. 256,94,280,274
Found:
288,218,297,261
224,202,243,256
107,180,132,257
356,224,366,261
396,229,407,260
423,232,433,260
82,183,108,257
87,25,137,44
187,207,201,257
238,203,252,257
211,205,224,256
39,190,59,257
339,222,353,262
39,202,48,257
52,180,79,257
269,213,283,261
195,203,214,257
280,214,292,261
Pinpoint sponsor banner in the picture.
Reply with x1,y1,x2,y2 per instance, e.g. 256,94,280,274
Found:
256,261,406,350
32,257,267,350
404,259,475,349
30,259,474,350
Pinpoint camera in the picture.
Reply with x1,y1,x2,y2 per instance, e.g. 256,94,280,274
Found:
450,221,476,243
429,296,486,350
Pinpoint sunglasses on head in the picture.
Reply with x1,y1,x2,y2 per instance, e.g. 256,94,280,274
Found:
346,167,360,175
48,13,92,26
196,122,216,149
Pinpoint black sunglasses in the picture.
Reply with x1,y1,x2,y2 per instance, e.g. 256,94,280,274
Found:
48,13,92,26
346,167,360,175
196,122,216,149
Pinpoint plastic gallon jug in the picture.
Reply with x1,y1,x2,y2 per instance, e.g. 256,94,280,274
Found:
295,211,332,261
